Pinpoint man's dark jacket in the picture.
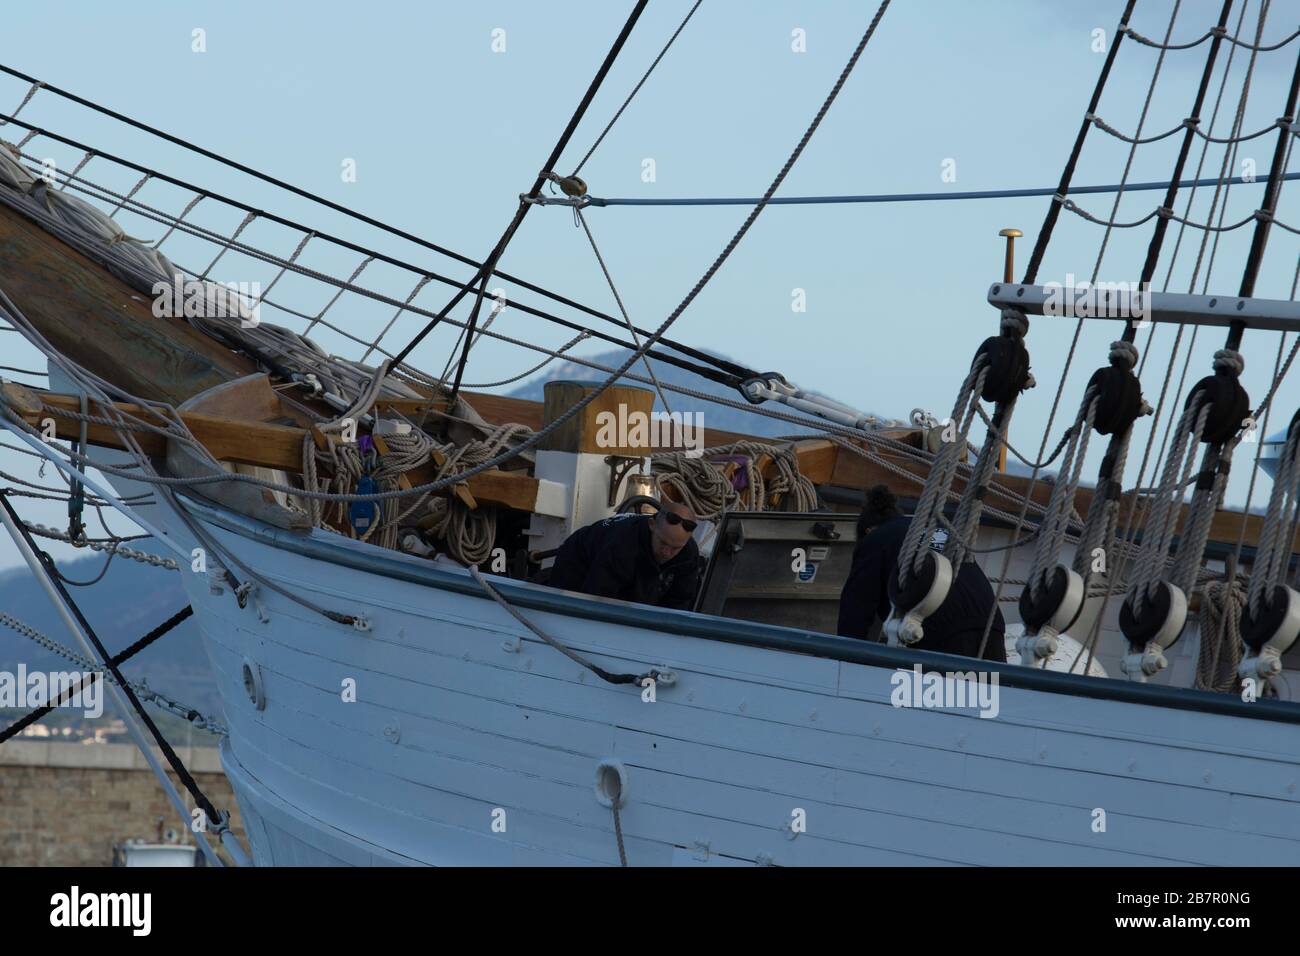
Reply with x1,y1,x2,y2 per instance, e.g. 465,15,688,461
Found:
837,515,1006,661
547,513,700,610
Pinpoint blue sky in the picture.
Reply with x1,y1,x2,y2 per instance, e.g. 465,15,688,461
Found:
2,0,1300,573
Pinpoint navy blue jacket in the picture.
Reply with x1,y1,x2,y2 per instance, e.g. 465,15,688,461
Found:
837,516,1007,661
547,513,700,610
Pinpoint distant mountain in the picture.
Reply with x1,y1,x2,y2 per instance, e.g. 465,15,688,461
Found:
506,347,896,438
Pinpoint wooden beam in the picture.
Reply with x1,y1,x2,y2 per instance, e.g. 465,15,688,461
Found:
2,383,297,466
789,439,839,485
1,384,549,513
358,392,1284,553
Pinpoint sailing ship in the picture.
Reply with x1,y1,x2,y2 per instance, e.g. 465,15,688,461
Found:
2,0,1300,866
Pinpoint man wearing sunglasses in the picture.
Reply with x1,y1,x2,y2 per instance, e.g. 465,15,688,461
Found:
545,496,701,611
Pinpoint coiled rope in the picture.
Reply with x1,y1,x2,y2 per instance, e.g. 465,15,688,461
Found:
651,440,818,519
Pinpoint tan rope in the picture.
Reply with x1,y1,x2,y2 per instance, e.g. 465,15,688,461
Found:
1195,578,1245,693
650,440,818,519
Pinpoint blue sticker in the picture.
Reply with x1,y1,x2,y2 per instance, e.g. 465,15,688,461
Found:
349,475,382,534
797,562,817,583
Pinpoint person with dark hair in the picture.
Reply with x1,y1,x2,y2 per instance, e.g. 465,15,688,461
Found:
837,484,1006,661
546,496,701,610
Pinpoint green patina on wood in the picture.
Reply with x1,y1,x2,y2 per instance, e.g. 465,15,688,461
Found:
0,202,255,405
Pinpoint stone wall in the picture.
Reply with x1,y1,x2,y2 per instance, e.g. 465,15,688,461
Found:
0,740,246,866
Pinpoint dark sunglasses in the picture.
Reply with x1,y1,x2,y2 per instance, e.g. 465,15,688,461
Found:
661,510,697,533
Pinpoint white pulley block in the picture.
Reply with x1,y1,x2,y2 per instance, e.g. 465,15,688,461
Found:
1151,583,1188,651
1045,566,1085,633
1239,585,1300,681
884,553,953,647
1019,566,1085,663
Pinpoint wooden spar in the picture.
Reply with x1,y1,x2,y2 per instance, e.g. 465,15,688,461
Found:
0,201,257,405
0,383,555,515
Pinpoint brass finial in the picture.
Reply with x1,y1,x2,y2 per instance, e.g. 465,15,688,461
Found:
998,228,1023,284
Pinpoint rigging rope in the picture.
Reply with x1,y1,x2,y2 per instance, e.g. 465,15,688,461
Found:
899,359,990,587
574,206,673,413
555,172,1300,207
18,155,744,391
466,562,663,687
0,60,756,382
1076,0,1273,677
1089,110,1291,145
1117,22,1300,680
0,115,749,389
1197,576,1246,691
0,607,226,739
392,0,652,379
1123,21,1300,51
1009,0,1242,658
571,0,704,176
0,492,234,837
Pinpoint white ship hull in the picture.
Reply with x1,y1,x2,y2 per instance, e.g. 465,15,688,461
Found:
125,488,1300,867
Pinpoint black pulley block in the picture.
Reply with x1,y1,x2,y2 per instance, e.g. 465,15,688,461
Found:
1086,364,1144,436
1184,370,1250,445
1119,581,1182,649
1019,566,1071,632
1241,585,1293,654
972,335,1031,405
888,548,940,615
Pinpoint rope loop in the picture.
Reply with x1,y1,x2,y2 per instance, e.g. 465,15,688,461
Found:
1212,348,1245,377
999,307,1029,338
1108,339,1139,370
